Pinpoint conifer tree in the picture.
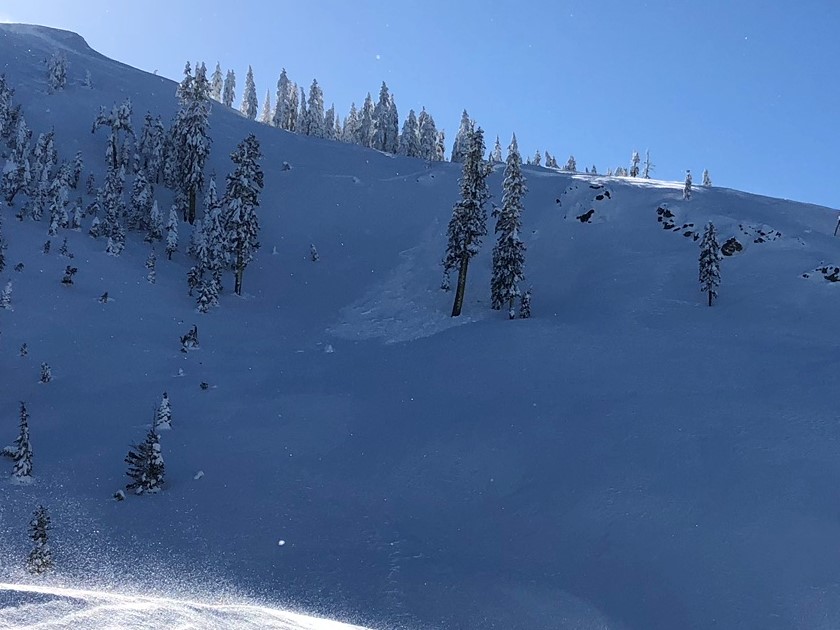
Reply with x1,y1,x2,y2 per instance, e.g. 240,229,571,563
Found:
683,170,693,200
533,150,541,167
0,280,11,309
490,136,503,163
210,62,223,101
46,51,67,93
145,199,163,242
138,113,166,184
304,79,325,137
260,89,272,124
450,110,472,163
564,155,577,172
26,506,52,574
287,84,299,132
630,150,641,177
240,66,258,120
398,109,421,158
165,206,179,259
92,99,134,171
0,75,14,143
519,288,532,319
145,248,156,283
222,69,236,108
324,104,337,141
491,135,527,318
703,169,712,186
342,103,360,143
357,93,375,147
2,115,32,205
272,69,294,130
125,428,164,494
418,109,440,162
295,86,308,134
373,82,399,153
100,163,125,244
221,134,263,295
699,222,721,306
12,402,33,480
40,362,52,383
128,170,153,231
47,164,71,236
154,392,172,430
643,149,654,179
70,151,84,189
442,123,491,316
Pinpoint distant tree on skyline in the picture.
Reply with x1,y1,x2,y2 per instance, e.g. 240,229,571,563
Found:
222,69,236,108
240,66,258,120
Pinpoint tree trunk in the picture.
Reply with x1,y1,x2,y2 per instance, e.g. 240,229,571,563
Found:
451,255,470,317
508,297,515,319
187,189,196,225
234,251,243,295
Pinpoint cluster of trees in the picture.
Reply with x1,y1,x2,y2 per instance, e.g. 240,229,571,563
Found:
442,121,530,319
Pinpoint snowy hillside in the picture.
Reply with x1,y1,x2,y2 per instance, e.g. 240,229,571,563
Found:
2,23,840,630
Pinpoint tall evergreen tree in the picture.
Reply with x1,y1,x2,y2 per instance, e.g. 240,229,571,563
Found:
287,84,299,132
221,134,264,295
47,163,71,236
26,506,52,574
491,135,527,318
125,428,164,494
372,82,399,153
342,103,360,143
138,113,166,184
295,86,308,134
630,150,641,177
699,222,721,306
305,79,325,137
684,170,693,199
222,69,236,108
154,392,172,430
2,115,32,205
240,66,258,120
357,93,375,147
442,124,491,317
210,62,223,102
272,69,294,130
128,169,153,231
165,206,179,259
324,104,337,141
46,51,67,93
702,168,712,186
260,89,272,124
398,109,421,157
12,402,33,480
490,136,503,163
450,110,472,163
92,99,134,171
418,108,439,162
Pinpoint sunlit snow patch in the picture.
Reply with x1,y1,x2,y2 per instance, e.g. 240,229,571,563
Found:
0,582,372,630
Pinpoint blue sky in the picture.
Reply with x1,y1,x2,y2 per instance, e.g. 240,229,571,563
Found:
2,0,837,208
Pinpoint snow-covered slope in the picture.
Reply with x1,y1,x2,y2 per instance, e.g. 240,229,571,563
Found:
2,24,840,630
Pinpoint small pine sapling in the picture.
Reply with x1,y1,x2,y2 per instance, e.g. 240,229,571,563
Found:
518,288,532,319
145,249,156,284
85,173,96,196
165,206,178,259
310,244,319,261
19,343,28,357
154,392,172,430
12,402,33,479
702,169,712,187
61,265,78,285
125,428,164,494
39,362,51,383
59,238,70,257
43,240,51,254
99,292,109,303
0,280,11,309
26,506,52,574
683,170,692,200
88,217,101,238
180,324,199,352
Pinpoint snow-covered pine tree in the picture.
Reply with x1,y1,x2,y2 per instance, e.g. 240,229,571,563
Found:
39,362,51,383
240,66,258,120
643,149,653,179
47,164,71,236
165,206,179,259
357,93,375,147
0,280,10,309
138,113,166,184
450,110,472,163
491,134,528,318
82,70,92,89
519,287,532,319
372,82,399,153
0,75,14,143
85,172,96,196
295,86,308,134
145,199,163,242
70,151,84,189
272,69,294,130
310,244,319,261
2,115,32,205
442,124,491,317
398,109,420,158
210,63,223,102
684,170,693,199
12,401,33,479
324,104,337,141
702,169,712,186
145,248,156,283
418,109,440,162
128,170,153,231
222,69,236,108
699,221,721,306
564,155,577,172
100,162,125,246
260,89,272,124
630,150,641,177
490,136,503,163
26,505,52,574
304,79,325,138
92,99,134,171
287,84,299,132
342,102,360,143
154,392,172,430
533,150,541,167
221,134,263,295
46,51,67,93
125,428,164,494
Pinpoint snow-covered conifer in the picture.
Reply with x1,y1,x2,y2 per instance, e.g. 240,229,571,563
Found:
145,249,156,283
564,155,577,172
373,82,399,153
27,506,52,574
0,280,11,309
442,124,491,316
357,93,375,147
221,134,263,295
310,244,319,261
47,164,71,236
703,169,712,186
82,70,92,89
324,104,337,141
46,51,67,93
699,222,721,306
684,170,693,200
125,428,164,494
100,163,125,244
491,134,528,318
70,151,84,189
154,392,172,430
11,402,33,479
450,110,472,163
398,109,421,158
165,206,179,259
128,170,153,231
138,113,166,184
490,136,503,163
305,79,325,137
2,116,32,205
295,86,309,134
287,84,299,132
240,66,258,120
92,99,134,171
342,102,360,143
533,150,541,167
519,288,532,319
630,150,641,177
222,69,236,108
210,63,223,101
260,89,272,124
39,363,51,383
272,69,294,130
418,109,440,162
85,172,96,196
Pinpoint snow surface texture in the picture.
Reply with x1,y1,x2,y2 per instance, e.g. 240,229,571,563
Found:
2,23,840,630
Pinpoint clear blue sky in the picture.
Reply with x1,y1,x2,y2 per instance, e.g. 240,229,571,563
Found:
2,0,837,208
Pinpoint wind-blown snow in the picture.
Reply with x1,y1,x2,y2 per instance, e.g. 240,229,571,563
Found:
1,23,840,630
